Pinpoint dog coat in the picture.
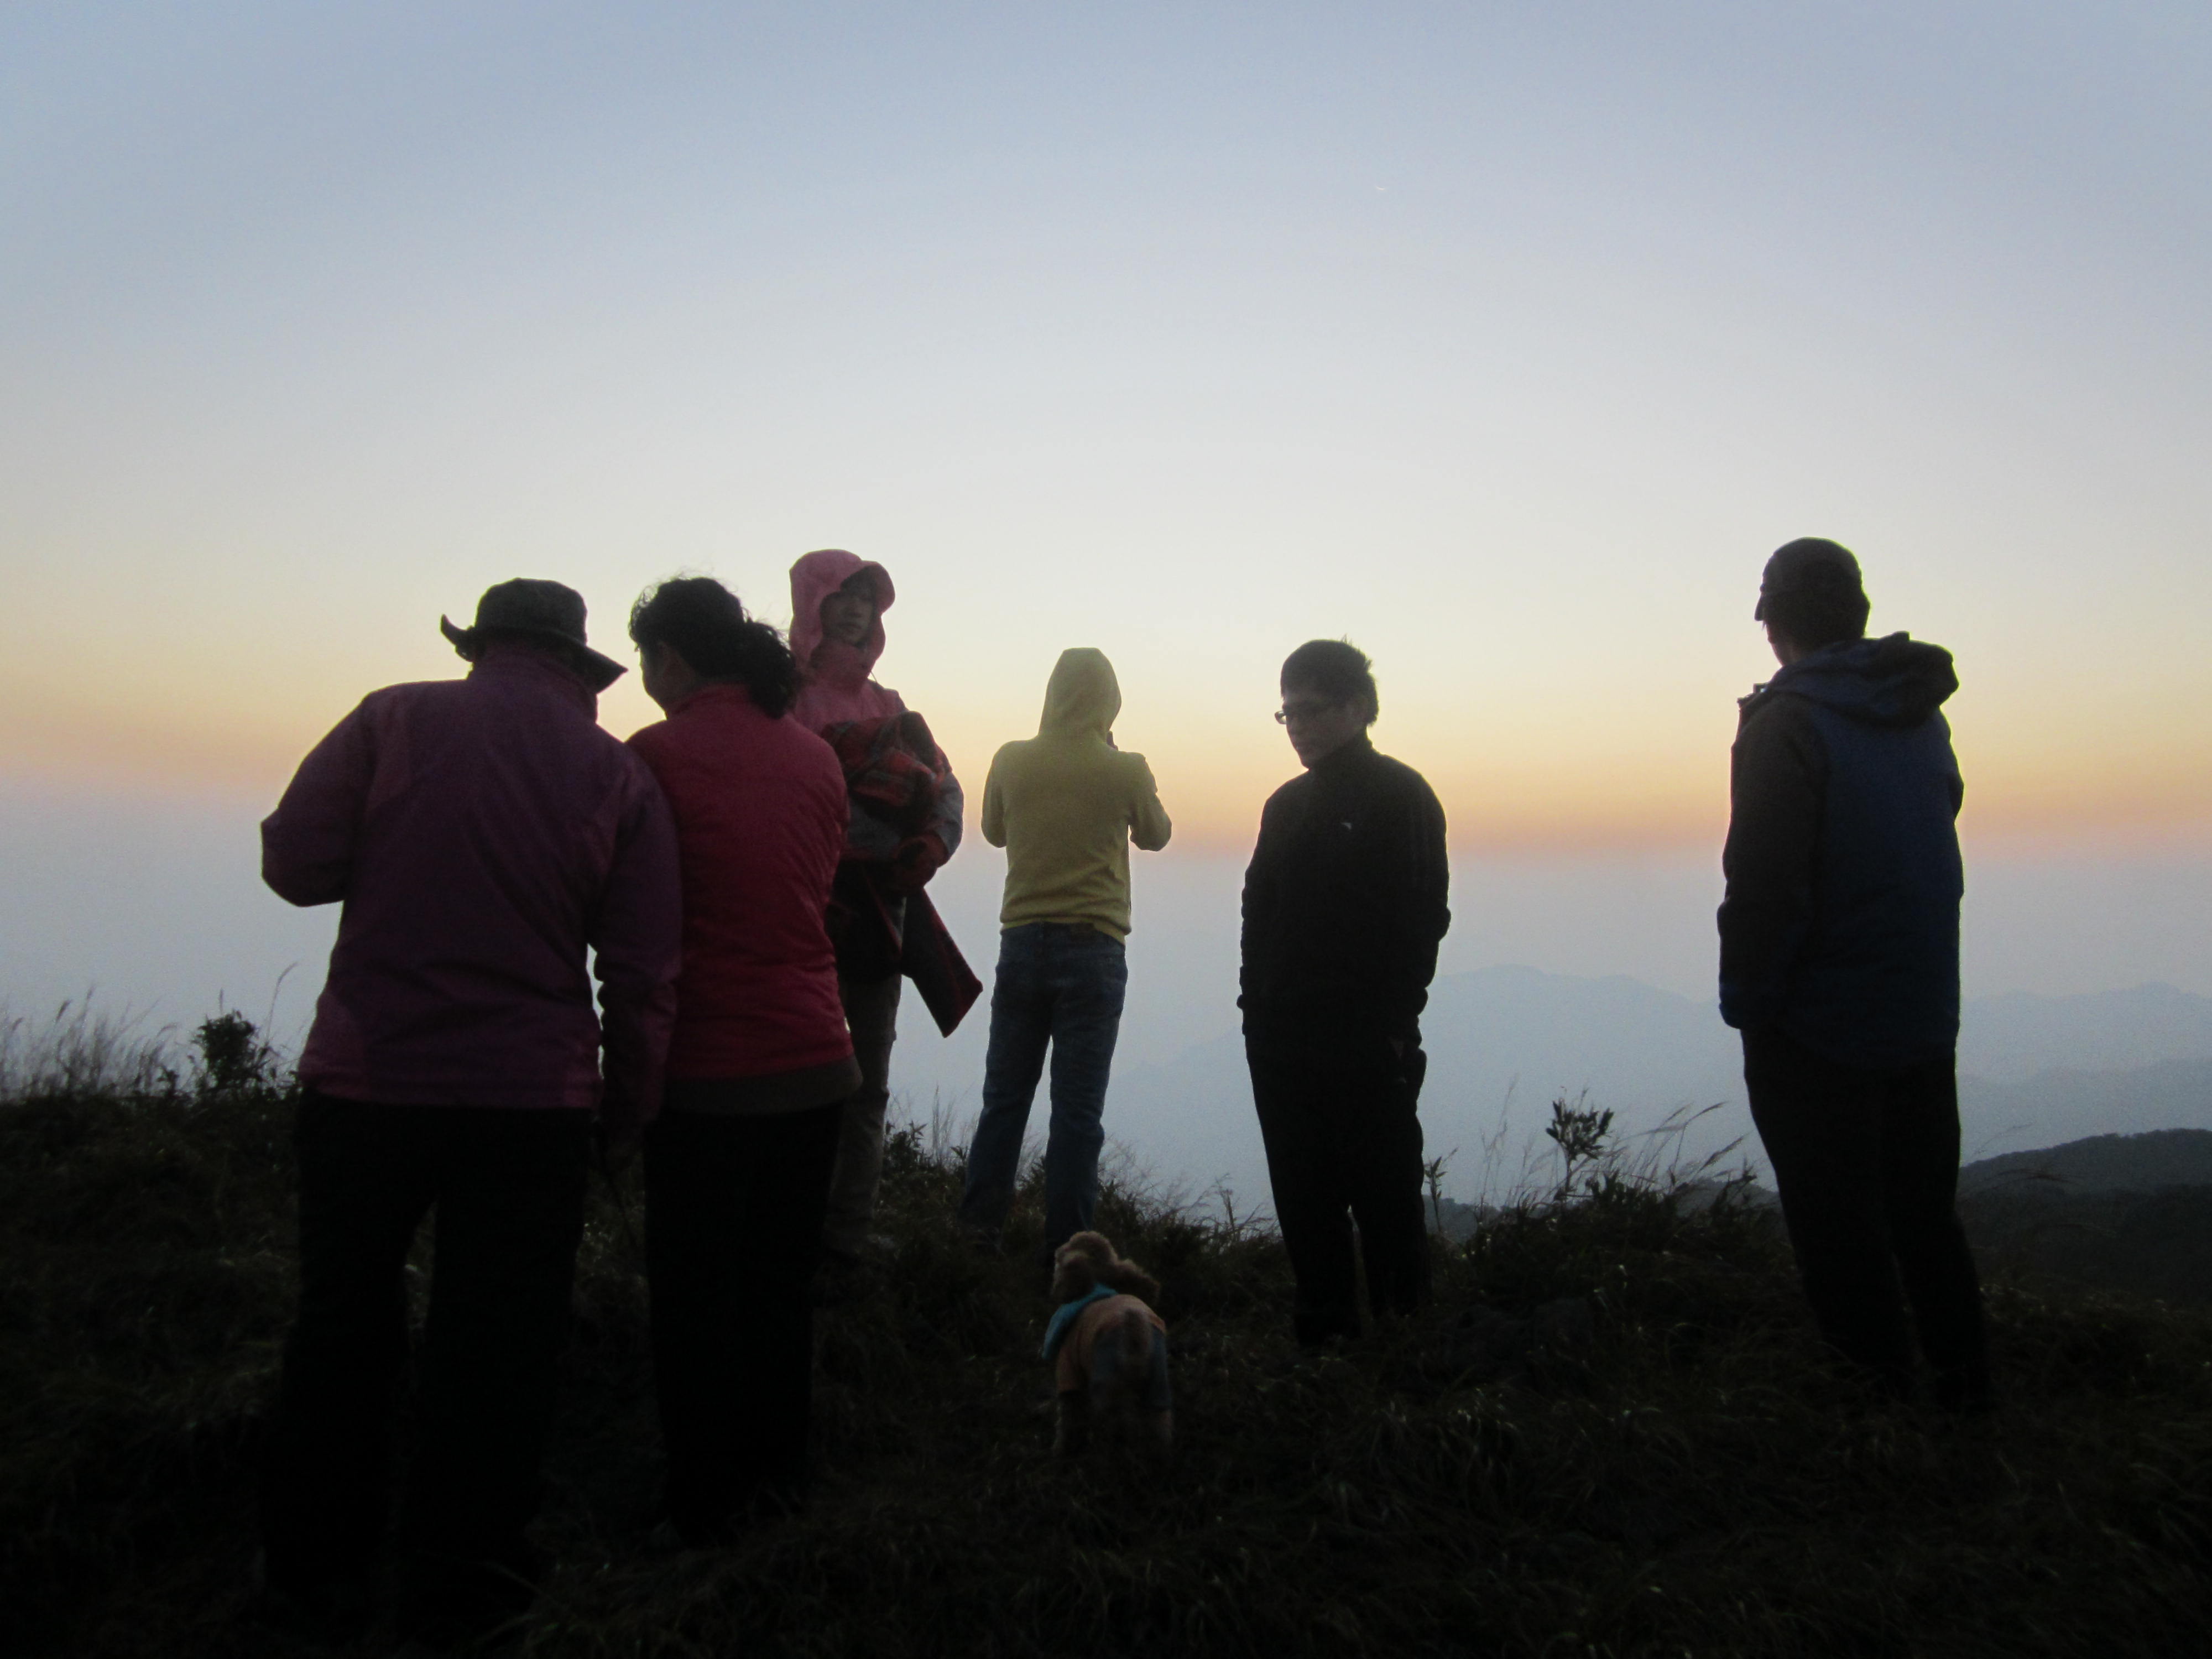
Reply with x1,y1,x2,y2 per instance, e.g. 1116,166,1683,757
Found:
1050,1293,1168,1404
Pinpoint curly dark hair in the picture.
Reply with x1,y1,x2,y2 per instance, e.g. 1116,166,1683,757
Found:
628,576,799,718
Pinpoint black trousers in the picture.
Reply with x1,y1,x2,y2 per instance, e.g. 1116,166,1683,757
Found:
1247,1030,1431,1345
1743,1026,1991,1407
643,1102,842,1540
258,1091,592,1644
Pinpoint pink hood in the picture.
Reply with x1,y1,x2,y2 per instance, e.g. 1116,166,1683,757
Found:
786,547,967,859
790,548,896,694
789,548,904,733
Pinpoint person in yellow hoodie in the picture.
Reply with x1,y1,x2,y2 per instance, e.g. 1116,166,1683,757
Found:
958,649,1172,1255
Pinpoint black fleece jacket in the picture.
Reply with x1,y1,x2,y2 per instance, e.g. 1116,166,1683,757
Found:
1239,735,1451,1041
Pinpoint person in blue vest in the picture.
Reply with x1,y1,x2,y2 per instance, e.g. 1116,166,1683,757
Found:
1719,538,1991,1412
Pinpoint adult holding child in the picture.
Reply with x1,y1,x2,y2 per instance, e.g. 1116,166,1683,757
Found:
957,648,1173,1259
788,549,976,1269
625,576,857,1539
1241,640,1450,1347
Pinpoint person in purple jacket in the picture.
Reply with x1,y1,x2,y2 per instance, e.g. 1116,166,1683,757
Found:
255,580,681,1650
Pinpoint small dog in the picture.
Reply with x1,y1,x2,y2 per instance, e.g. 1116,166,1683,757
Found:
1043,1231,1173,1458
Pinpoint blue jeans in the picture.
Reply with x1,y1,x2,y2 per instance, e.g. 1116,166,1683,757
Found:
959,922,1129,1250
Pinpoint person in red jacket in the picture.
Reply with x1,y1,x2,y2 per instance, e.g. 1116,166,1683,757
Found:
625,575,857,1540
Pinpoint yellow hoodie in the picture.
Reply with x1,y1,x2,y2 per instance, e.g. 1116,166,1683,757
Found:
982,649,1172,940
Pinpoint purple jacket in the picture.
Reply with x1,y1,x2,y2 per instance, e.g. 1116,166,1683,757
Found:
262,646,682,1131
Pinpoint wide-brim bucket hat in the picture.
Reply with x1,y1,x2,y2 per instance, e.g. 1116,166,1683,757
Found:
440,578,627,691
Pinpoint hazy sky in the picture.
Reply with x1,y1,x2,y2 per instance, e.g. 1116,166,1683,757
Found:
4,4,2210,1085
7,2,2209,845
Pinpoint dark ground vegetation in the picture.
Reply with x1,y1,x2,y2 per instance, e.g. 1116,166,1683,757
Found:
3,1011,2209,1657
1958,1130,2212,1310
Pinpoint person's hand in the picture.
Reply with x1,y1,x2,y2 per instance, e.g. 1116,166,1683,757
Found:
888,832,948,894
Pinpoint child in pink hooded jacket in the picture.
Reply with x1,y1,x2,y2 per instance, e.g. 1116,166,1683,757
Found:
789,549,967,1262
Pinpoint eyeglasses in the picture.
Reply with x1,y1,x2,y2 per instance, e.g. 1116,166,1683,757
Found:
1274,700,1343,726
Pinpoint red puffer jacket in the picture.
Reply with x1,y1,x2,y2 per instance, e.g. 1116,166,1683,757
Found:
628,685,854,1081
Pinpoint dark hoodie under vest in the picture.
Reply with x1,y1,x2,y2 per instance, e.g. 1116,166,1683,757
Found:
1718,633,1965,1070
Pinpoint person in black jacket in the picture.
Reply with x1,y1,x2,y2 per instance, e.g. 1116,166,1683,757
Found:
1242,640,1450,1345
1720,538,1990,1411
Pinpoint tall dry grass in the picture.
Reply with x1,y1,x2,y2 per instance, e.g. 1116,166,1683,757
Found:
0,998,180,1102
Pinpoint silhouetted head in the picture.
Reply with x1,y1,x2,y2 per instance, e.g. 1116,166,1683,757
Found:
1277,638,1376,768
1756,539,1869,660
440,578,626,691
628,576,798,717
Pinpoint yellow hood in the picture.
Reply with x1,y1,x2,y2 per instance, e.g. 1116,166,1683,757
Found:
1038,648,1121,740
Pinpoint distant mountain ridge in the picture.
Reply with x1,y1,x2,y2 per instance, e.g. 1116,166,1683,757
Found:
1957,983,2212,1083
1960,1128,2212,1195
1958,1062,2212,1161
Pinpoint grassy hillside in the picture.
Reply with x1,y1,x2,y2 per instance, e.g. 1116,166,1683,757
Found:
1956,1130,2212,1307
4,1024,2210,1657
1961,1128,2212,1193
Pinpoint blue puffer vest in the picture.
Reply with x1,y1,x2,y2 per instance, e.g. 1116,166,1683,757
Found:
1759,635,1964,1070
